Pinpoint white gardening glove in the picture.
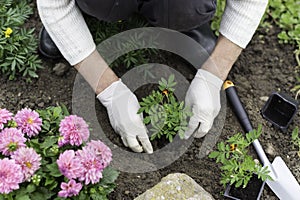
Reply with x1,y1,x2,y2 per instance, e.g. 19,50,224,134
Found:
97,79,153,153
185,69,223,139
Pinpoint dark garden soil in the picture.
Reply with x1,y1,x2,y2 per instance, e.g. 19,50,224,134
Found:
1,3,300,200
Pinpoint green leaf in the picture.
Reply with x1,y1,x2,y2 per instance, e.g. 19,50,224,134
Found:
101,167,119,185
292,127,299,141
26,183,36,193
78,192,88,200
208,151,219,159
168,74,175,83
42,121,51,131
53,107,62,118
46,163,62,177
44,177,55,187
30,187,55,200
143,116,151,124
219,142,225,151
60,104,70,115
161,77,167,85
15,195,30,200
235,179,243,188
40,136,58,149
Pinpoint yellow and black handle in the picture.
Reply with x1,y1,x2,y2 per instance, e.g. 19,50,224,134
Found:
223,80,253,133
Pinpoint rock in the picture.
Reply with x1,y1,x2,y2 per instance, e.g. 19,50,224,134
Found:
124,190,130,195
134,173,215,200
37,102,45,108
266,143,276,157
260,96,269,102
53,62,70,76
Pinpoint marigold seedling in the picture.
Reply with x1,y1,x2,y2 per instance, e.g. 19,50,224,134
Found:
209,125,272,188
137,74,192,142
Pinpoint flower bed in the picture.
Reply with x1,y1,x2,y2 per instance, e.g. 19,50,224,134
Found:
0,106,118,200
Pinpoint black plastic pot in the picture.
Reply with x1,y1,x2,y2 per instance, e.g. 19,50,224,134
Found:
261,92,298,131
224,175,266,200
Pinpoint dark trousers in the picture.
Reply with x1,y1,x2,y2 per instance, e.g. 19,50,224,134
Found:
76,0,217,54
76,0,216,32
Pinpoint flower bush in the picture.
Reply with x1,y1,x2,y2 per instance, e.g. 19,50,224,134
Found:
0,106,118,200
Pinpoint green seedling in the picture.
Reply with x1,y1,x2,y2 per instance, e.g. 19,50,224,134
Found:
137,74,192,142
291,126,300,157
209,125,272,188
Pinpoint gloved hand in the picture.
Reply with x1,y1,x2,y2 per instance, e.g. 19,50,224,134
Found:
185,69,223,139
97,79,153,153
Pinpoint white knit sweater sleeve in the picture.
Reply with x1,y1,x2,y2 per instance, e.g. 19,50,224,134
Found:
37,0,96,65
219,0,268,48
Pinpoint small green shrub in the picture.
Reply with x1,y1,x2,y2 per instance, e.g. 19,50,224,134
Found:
209,125,272,188
266,0,300,46
137,75,192,142
0,0,42,80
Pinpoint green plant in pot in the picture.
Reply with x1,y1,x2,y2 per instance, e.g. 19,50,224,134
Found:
209,125,272,199
137,74,192,143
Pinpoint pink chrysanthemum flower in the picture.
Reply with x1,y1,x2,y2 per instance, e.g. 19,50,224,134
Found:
57,150,82,180
59,115,90,147
14,108,42,137
58,179,82,198
12,147,41,181
76,147,104,185
0,158,24,194
0,128,26,156
0,108,13,130
86,140,112,168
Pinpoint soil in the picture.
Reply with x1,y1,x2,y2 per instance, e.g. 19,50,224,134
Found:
1,3,300,200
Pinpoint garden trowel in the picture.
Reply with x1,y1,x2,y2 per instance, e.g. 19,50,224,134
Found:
223,80,300,200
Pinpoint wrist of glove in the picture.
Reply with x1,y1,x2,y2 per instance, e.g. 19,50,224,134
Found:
185,69,223,139
97,79,153,153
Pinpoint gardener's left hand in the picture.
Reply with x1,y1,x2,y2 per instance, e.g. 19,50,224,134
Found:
184,69,223,139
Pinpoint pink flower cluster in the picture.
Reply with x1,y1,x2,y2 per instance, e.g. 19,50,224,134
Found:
0,108,42,156
0,147,41,194
58,115,90,147
57,140,112,198
0,107,113,198
0,108,42,194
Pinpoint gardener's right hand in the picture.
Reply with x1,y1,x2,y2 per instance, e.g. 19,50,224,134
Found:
184,69,223,139
97,79,153,154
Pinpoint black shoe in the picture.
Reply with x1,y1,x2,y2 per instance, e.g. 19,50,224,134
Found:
38,26,62,59
183,23,217,55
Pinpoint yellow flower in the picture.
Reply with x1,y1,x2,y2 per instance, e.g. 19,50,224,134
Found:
4,27,13,38
230,144,237,151
162,89,169,96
